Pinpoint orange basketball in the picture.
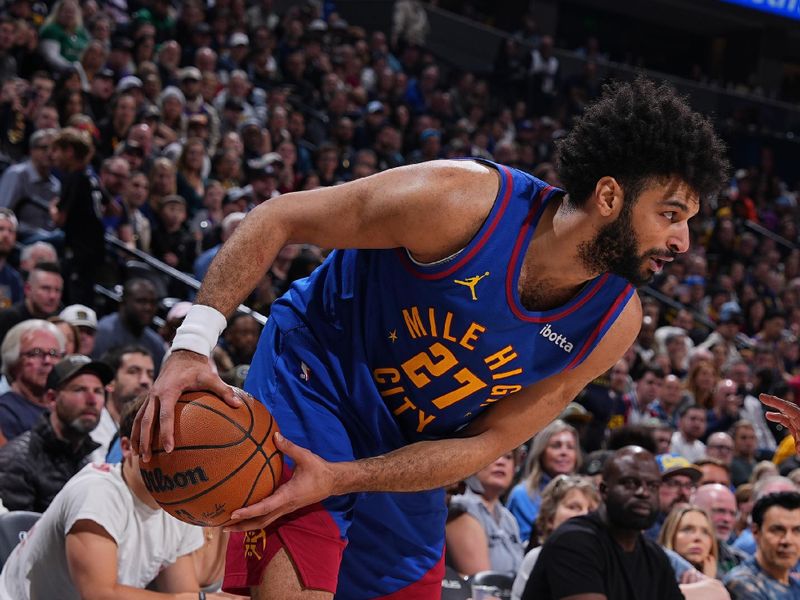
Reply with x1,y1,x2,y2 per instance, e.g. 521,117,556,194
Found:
140,387,283,527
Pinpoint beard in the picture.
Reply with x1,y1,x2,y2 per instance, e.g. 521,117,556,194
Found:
56,403,99,437
577,202,672,287
67,416,98,434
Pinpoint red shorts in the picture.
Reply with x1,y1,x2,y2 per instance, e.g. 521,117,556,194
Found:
222,466,445,598
222,466,347,595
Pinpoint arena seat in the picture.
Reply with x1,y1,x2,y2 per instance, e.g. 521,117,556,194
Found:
470,570,515,599
441,565,470,599
0,511,41,568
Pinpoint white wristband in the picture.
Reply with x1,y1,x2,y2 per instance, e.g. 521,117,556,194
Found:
171,305,227,357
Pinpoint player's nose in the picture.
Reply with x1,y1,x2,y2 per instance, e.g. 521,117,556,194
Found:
668,222,690,254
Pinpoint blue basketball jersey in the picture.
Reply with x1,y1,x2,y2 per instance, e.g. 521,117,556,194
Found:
267,162,636,443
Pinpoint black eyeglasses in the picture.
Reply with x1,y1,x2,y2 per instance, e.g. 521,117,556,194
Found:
21,348,64,360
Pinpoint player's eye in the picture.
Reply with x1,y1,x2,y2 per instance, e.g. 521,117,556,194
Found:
663,211,676,221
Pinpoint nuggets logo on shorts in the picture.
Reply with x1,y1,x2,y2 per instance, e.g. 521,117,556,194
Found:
244,529,267,560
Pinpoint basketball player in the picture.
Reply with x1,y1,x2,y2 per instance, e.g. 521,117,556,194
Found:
133,78,729,599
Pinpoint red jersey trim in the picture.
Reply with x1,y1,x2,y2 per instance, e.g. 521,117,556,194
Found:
505,185,608,324
565,284,635,370
395,165,515,280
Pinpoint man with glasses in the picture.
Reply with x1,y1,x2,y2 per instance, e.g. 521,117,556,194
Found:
0,128,60,236
0,319,65,440
706,432,735,466
644,454,702,540
695,483,748,575
0,354,111,511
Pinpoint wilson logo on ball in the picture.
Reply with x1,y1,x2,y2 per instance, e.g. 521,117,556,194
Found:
141,466,209,493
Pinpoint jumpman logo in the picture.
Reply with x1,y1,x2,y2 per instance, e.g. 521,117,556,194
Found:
454,272,490,301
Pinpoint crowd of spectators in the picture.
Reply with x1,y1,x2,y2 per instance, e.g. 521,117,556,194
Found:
0,0,797,597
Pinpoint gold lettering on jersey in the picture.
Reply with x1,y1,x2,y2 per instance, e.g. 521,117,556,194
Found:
374,307,526,433
459,322,486,351
402,307,427,338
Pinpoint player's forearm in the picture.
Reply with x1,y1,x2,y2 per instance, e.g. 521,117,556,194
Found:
330,434,504,495
195,201,290,317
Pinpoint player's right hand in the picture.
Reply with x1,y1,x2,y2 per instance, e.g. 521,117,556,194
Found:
131,349,239,462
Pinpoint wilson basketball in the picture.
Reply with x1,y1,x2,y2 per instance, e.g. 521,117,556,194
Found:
140,387,283,527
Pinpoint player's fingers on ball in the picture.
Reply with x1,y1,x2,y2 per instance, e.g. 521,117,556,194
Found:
273,432,303,456
137,396,158,461
157,393,177,453
130,397,147,453
226,514,276,532
231,494,284,521
204,375,239,406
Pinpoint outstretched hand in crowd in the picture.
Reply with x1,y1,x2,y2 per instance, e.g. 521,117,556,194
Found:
762,394,800,451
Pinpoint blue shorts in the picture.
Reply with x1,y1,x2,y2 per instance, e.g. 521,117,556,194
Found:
225,319,447,599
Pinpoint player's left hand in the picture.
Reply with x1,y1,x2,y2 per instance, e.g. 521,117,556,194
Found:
761,393,800,452
225,433,337,532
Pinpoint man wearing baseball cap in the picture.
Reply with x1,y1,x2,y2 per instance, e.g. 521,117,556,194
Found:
0,355,112,512
644,454,702,540
60,304,98,355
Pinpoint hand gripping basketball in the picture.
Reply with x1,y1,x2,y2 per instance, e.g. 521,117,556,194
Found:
225,433,339,532
141,387,284,526
132,349,240,462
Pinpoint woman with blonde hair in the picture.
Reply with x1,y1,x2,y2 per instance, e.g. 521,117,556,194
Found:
685,359,718,409
659,505,719,578
511,474,599,600
506,419,581,544
39,0,90,71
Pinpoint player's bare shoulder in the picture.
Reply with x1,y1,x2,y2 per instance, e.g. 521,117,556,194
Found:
398,159,501,262
419,159,501,206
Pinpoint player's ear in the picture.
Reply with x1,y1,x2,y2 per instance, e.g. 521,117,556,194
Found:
592,176,623,218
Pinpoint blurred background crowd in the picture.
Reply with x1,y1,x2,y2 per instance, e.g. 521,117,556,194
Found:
0,0,798,598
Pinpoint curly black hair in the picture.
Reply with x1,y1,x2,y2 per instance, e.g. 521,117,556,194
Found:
555,77,730,208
